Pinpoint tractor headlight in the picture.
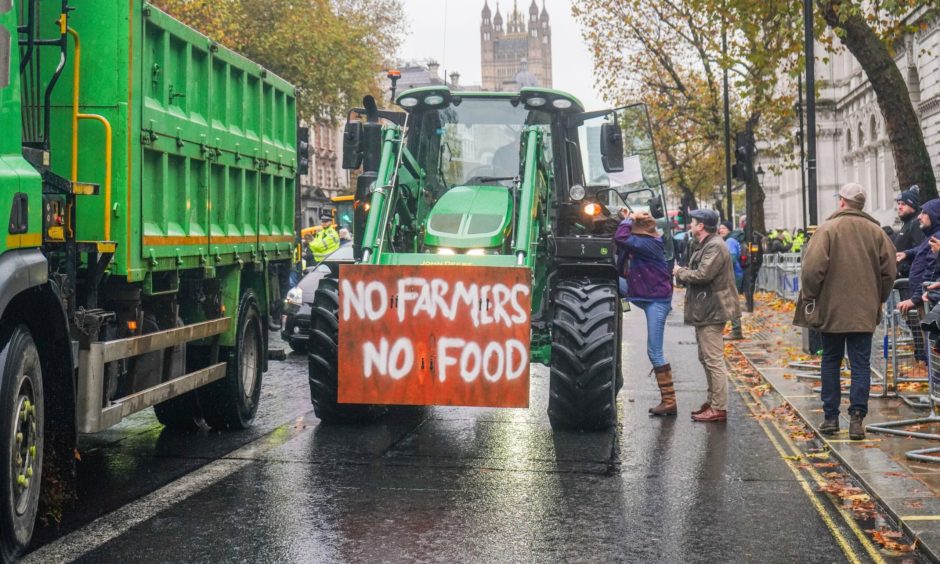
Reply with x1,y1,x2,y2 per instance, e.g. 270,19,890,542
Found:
569,184,585,201
552,99,573,109
584,203,602,216
285,287,303,306
466,249,486,256
399,97,419,108
436,248,456,255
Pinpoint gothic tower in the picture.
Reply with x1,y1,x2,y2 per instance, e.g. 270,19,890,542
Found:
480,0,552,91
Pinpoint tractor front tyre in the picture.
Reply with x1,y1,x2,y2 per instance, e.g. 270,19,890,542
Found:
308,276,386,423
548,279,621,431
0,326,43,561
200,291,264,431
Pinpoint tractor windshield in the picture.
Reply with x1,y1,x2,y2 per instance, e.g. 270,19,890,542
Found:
410,98,552,193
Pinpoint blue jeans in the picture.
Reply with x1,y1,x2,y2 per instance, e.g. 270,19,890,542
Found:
635,300,671,368
619,276,629,298
821,332,873,418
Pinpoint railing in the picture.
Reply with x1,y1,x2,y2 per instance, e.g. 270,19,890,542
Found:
755,252,801,301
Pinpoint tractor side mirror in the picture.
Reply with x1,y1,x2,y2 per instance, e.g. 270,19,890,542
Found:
649,198,665,219
342,121,363,170
361,122,384,173
600,122,624,173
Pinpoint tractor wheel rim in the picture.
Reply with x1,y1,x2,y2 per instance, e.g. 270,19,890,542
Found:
12,379,38,516
241,322,259,400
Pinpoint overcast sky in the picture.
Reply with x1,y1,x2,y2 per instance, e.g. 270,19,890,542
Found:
397,0,605,110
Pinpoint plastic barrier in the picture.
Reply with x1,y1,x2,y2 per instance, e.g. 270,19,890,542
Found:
756,253,801,299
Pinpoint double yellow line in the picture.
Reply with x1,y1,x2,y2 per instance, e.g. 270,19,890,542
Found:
732,365,887,563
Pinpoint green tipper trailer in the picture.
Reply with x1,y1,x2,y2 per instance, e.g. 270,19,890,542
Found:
0,1,297,556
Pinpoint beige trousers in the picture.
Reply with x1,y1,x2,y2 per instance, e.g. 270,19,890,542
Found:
695,324,729,411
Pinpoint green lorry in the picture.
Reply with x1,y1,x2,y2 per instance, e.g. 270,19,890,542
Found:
307,88,670,429
0,1,296,557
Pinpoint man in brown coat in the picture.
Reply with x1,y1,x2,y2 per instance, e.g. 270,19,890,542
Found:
796,183,896,440
673,209,741,422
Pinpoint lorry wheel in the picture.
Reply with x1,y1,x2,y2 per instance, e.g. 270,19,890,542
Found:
548,279,621,431
0,326,43,561
200,292,263,431
308,276,386,423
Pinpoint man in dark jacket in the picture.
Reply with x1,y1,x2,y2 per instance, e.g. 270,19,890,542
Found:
895,185,924,279
796,183,896,440
897,197,940,315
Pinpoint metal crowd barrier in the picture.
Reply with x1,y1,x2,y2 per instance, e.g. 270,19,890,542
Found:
756,253,801,300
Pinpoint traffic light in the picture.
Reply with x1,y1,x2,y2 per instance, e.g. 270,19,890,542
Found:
732,130,755,183
297,126,310,175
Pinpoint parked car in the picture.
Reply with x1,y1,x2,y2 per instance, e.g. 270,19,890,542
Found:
282,245,355,352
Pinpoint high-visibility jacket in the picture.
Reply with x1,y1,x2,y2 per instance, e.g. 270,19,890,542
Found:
309,226,340,262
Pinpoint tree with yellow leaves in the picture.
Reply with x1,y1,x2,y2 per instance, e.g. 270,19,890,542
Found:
574,0,805,234
151,0,405,120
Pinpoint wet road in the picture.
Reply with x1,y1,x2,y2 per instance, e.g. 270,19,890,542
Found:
26,306,860,562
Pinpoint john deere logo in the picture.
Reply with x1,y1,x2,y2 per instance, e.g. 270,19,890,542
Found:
600,247,608,255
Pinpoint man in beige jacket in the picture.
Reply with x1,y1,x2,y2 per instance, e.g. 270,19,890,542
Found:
795,183,896,440
673,209,741,422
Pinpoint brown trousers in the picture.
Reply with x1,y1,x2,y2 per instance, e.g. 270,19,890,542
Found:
695,324,729,411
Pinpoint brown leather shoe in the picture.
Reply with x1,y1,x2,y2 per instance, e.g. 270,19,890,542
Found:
691,402,710,416
691,407,727,422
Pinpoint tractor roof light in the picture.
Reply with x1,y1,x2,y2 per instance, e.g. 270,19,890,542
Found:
520,88,582,113
396,87,453,111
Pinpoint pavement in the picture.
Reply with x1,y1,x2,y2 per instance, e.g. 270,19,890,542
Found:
20,295,929,563
733,293,940,562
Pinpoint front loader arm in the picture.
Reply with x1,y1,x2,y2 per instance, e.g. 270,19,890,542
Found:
512,127,543,267
360,127,402,262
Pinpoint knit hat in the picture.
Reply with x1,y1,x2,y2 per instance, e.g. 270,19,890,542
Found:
896,185,921,210
689,208,719,228
631,212,659,237
720,221,733,231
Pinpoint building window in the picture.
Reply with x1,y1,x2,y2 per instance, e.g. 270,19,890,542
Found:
857,123,864,148
846,129,852,152
870,115,877,142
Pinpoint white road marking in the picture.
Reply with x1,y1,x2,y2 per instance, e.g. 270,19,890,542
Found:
25,422,309,563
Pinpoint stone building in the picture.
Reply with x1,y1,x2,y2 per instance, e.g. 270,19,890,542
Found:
480,0,552,91
762,7,940,229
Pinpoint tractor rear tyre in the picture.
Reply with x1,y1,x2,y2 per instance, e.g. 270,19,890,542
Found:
200,291,263,431
308,276,386,423
548,278,621,431
0,326,43,562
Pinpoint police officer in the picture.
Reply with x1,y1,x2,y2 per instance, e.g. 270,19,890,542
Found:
309,211,340,262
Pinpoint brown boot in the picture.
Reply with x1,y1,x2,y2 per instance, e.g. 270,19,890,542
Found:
649,364,677,416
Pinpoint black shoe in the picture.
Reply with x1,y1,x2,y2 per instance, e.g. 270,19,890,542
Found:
849,412,865,440
819,418,839,436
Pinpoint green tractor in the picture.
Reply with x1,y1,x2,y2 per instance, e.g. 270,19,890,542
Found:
307,87,671,430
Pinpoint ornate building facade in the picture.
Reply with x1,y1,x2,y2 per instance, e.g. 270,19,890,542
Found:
480,1,552,91
762,7,940,229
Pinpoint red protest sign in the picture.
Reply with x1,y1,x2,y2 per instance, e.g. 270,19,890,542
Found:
337,264,531,408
